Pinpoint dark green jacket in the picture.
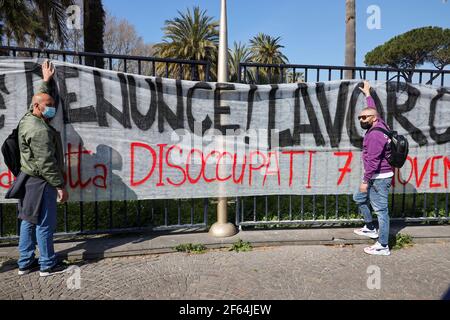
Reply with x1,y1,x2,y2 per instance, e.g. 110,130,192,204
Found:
18,81,65,188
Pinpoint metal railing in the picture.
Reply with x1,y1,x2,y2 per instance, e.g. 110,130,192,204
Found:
0,47,448,239
235,62,450,228
0,46,212,240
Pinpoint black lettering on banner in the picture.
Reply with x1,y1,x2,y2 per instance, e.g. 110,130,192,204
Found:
292,83,326,147
245,84,258,144
24,62,43,107
128,75,156,131
316,82,349,148
94,70,132,128
156,78,184,133
429,88,450,144
0,74,10,129
268,84,296,148
56,66,97,123
186,82,213,135
214,83,240,135
386,82,427,146
346,83,365,149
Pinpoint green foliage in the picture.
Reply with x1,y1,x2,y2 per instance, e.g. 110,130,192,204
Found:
153,6,219,81
390,233,414,250
174,243,206,254
229,239,252,252
365,26,450,82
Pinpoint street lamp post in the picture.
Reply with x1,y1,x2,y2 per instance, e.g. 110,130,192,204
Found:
208,0,237,238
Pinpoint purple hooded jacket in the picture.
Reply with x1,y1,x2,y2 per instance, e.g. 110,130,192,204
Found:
362,96,393,183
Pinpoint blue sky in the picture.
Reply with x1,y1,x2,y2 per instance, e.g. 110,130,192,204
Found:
103,0,450,67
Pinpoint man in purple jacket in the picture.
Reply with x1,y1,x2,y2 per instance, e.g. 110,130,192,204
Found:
353,81,393,256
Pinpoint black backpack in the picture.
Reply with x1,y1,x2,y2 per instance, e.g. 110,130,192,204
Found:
1,124,21,177
372,127,409,168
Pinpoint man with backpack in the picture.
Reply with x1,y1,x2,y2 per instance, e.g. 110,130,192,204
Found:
15,60,69,276
353,80,394,256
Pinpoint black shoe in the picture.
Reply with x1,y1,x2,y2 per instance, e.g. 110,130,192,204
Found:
39,262,69,277
18,259,40,276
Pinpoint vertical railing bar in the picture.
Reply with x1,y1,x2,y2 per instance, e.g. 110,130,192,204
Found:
136,200,141,227
434,194,439,218
109,200,113,229
265,196,268,221
123,200,128,227
0,204,3,237
253,196,257,222
312,194,316,220
79,201,83,232
138,60,142,75
305,68,308,82
335,195,339,220
235,197,239,225
178,199,181,225
64,202,68,233
164,199,168,226
301,195,304,220
423,194,427,218
346,195,350,219
204,198,209,226
277,196,281,221
191,198,194,225
94,201,99,230
289,195,292,220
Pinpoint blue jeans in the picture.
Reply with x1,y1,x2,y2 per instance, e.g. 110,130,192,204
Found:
353,178,392,246
18,184,57,271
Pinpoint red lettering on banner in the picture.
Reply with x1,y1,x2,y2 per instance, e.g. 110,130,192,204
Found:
263,151,281,186
281,151,305,186
334,152,353,186
413,157,431,188
203,150,219,183
130,142,157,187
232,154,247,184
157,144,167,187
445,157,450,189
306,151,316,189
186,148,204,184
165,145,186,187
429,156,444,188
216,151,233,182
0,169,13,189
93,164,107,189
249,151,267,186
396,157,414,186
66,143,92,189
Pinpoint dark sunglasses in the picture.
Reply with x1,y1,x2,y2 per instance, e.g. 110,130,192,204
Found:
358,115,374,121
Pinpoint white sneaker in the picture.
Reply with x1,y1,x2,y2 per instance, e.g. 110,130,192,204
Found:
364,241,391,256
354,225,379,239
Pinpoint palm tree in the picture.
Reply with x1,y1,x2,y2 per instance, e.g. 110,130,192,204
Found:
154,6,219,81
228,41,254,83
83,0,105,68
249,33,288,83
345,0,356,79
0,0,73,48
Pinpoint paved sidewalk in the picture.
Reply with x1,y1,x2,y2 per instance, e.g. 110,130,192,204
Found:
0,225,449,261
1,242,449,300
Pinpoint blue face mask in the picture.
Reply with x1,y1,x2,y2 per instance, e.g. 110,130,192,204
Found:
42,106,56,119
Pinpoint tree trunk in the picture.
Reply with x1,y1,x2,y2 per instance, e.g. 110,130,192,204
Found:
83,0,105,69
344,0,356,79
